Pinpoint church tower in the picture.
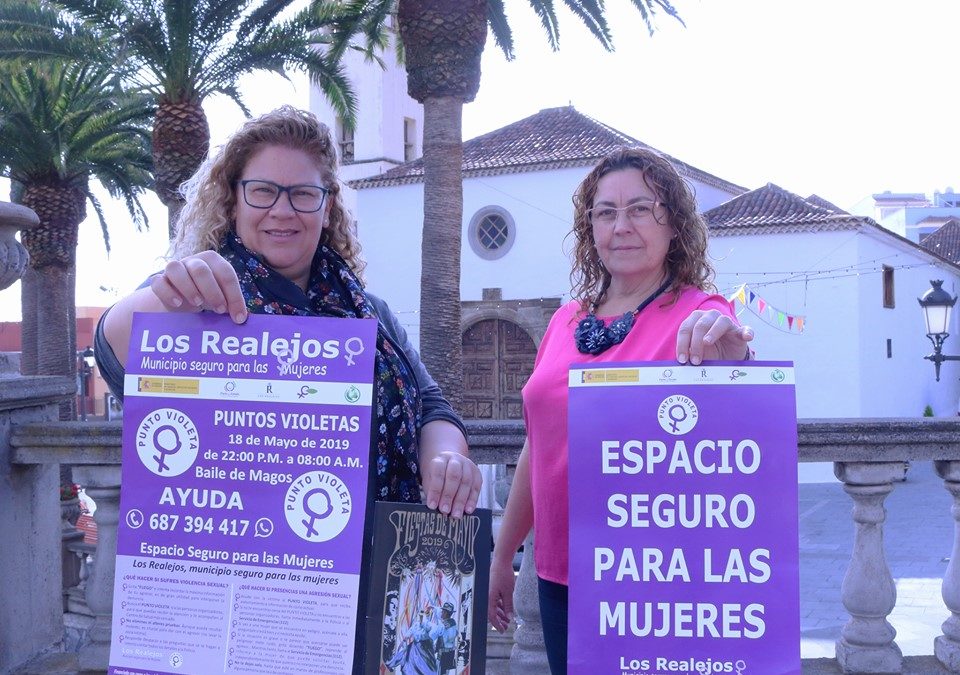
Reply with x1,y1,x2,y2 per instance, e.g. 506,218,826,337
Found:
309,21,423,216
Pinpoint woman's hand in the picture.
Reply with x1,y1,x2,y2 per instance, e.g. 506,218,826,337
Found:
420,450,483,519
418,420,481,518
488,556,516,632
151,251,248,323
676,309,754,365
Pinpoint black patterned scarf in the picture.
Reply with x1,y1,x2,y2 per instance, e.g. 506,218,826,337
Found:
220,232,423,502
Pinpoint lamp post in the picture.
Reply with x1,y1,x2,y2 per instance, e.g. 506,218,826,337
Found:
77,346,95,421
919,280,960,382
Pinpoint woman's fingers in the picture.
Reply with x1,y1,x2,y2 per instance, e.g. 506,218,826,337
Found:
487,559,516,632
154,260,201,310
423,453,482,518
677,311,754,363
152,253,246,323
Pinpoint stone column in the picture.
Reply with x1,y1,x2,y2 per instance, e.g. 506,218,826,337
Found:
0,377,75,673
510,533,549,673
0,201,37,291
74,464,121,672
935,460,960,671
834,461,904,674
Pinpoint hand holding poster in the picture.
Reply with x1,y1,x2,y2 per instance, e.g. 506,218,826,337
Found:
109,312,377,675
568,362,800,675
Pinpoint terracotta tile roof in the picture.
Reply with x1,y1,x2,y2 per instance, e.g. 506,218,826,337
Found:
349,106,747,195
920,218,960,264
705,183,868,236
918,215,957,225
805,194,848,214
705,184,960,271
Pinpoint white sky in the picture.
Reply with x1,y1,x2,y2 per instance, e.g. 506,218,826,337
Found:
2,0,959,320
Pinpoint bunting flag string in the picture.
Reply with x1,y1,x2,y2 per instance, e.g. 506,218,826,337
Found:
727,284,806,334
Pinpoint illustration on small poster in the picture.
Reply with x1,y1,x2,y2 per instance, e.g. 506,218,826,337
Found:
567,362,800,675
108,312,378,675
365,502,491,675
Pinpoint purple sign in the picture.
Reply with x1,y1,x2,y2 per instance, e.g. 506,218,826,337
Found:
568,362,800,675
108,312,378,675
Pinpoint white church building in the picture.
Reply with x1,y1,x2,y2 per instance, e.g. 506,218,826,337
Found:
308,50,960,422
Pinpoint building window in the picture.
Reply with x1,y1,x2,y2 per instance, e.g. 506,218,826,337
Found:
403,117,416,162
882,265,894,308
337,117,354,163
886,338,892,359
468,206,516,260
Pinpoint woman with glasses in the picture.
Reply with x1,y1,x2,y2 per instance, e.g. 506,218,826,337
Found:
487,147,754,673
96,106,481,517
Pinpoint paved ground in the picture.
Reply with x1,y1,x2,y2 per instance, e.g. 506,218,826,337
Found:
799,460,953,660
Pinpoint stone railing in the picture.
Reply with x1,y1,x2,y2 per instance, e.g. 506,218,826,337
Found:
8,416,960,673
10,420,121,673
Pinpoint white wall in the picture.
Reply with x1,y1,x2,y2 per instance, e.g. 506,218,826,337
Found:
712,231,862,418
854,230,960,416
309,32,423,218
712,229,960,418
356,182,426,342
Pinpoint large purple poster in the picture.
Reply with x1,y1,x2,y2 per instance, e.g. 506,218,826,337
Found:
108,312,378,675
568,361,800,675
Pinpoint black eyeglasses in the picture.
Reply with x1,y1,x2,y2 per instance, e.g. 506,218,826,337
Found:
238,179,329,213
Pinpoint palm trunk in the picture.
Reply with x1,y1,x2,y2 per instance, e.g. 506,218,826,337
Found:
398,0,486,415
19,266,37,375
19,181,85,419
418,96,464,411
152,100,210,239
167,201,183,239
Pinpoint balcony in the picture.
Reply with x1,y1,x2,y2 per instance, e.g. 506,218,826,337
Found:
5,379,960,673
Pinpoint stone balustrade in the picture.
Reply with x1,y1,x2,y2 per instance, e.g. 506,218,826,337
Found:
11,421,121,673
7,416,960,673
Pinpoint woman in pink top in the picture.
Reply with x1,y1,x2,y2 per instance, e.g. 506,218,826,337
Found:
487,147,755,674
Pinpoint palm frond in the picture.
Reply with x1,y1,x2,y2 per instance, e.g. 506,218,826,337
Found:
237,0,298,41
83,188,111,253
0,59,153,253
521,0,561,51
559,0,612,50
486,0,514,60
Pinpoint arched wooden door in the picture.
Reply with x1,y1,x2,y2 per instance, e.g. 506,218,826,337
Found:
461,319,537,419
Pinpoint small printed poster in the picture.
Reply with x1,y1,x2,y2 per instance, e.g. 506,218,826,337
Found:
365,502,491,674
567,362,800,675
108,312,378,675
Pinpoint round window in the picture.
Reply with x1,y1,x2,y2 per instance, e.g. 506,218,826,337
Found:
468,206,516,260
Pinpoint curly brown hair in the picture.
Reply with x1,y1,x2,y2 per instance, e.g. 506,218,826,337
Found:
170,106,364,278
569,146,714,308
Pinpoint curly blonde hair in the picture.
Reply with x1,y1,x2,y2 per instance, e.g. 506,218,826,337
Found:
569,146,714,309
170,106,364,278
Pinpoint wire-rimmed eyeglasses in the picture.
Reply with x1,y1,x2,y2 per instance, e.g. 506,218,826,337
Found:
238,179,329,213
587,200,663,226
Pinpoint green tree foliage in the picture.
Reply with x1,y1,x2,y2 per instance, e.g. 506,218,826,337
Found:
0,60,153,413
0,0,361,232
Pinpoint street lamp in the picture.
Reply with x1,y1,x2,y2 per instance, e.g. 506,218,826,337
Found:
77,346,95,421
919,280,959,382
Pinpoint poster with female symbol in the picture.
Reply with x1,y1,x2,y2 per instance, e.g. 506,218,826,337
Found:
108,312,378,675
567,361,800,675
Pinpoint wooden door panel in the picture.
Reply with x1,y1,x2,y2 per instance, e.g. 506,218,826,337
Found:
462,318,537,420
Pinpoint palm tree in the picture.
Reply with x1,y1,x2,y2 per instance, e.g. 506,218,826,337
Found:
0,60,153,418
0,0,360,235
325,0,684,410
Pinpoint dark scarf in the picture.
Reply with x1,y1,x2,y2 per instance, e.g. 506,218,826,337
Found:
220,232,423,502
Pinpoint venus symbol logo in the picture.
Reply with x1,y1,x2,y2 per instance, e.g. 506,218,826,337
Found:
136,409,199,477
284,471,352,542
657,395,698,435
